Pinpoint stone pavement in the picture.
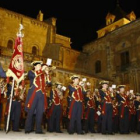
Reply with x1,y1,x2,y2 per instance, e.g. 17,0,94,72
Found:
0,130,139,140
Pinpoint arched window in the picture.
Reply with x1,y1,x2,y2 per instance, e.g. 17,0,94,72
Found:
7,40,13,49
32,46,37,55
95,60,101,73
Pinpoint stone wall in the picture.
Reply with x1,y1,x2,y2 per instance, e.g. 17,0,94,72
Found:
83,19,140,92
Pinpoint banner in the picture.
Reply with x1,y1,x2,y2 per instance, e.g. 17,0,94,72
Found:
6,24,24,84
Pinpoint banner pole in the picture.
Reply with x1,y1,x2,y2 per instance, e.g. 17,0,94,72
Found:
6,78,15,134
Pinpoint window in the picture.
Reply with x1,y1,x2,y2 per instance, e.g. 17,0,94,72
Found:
95,60,101,73
32,46,37,55
7,40,13,49
121,51,129,66
107,19,113,25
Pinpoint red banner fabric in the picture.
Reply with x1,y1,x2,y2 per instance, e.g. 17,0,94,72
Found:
7,36,24,83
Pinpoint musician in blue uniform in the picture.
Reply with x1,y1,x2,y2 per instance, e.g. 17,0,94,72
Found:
84,89,96,133
99,80,114,135
62,105,68,129
4,78,24,132
68,75,86,135
134,93,140,134
116,85,129,134
129,98,136,132
49,82,63,133
0,65,21,131
94,89,102,133
11,82,24,131
25,61,51,134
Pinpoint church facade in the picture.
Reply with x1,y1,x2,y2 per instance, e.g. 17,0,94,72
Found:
0,7,101,90
82,2,140,92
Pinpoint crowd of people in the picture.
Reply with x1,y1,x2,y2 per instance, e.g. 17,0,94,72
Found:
0,60,139,135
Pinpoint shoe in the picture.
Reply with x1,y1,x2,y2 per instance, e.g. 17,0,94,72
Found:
69,132,74,135
108,132,114,135
25,131,30,134
77,131,84,135
102,133,106,135
56,131,63,133
35,131,45,134
124,132,130,134
90,130,96,133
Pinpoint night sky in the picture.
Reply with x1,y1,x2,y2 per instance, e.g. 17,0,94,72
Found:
0,0,139,51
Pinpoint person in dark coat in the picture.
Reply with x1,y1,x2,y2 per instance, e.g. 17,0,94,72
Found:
49,82,63,133
84,89,96,133
68,75,86,135
116,85,130,134
25,61,51,134
98,81,114,135
0,65,22,131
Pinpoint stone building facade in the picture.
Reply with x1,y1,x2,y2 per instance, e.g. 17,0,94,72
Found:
0,7,103,127
0,7,101,87
82,3,140,92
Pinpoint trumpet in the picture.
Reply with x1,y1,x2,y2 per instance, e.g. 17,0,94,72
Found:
42,65,56,74
19,87,26,101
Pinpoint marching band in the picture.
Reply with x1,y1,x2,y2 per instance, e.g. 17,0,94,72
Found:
0,61,140,135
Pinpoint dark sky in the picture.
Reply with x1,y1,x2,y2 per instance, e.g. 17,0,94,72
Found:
0,0,139,51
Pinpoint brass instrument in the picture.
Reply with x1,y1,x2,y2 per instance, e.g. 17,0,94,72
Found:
42,65,56,73
19,87,26,101
0,79,7,98
56,87,63,100
14,86,26,101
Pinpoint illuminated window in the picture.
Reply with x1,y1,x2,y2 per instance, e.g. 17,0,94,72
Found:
107,19,113,25
32,46,37,55
95,60,101,73
7,40,13,49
